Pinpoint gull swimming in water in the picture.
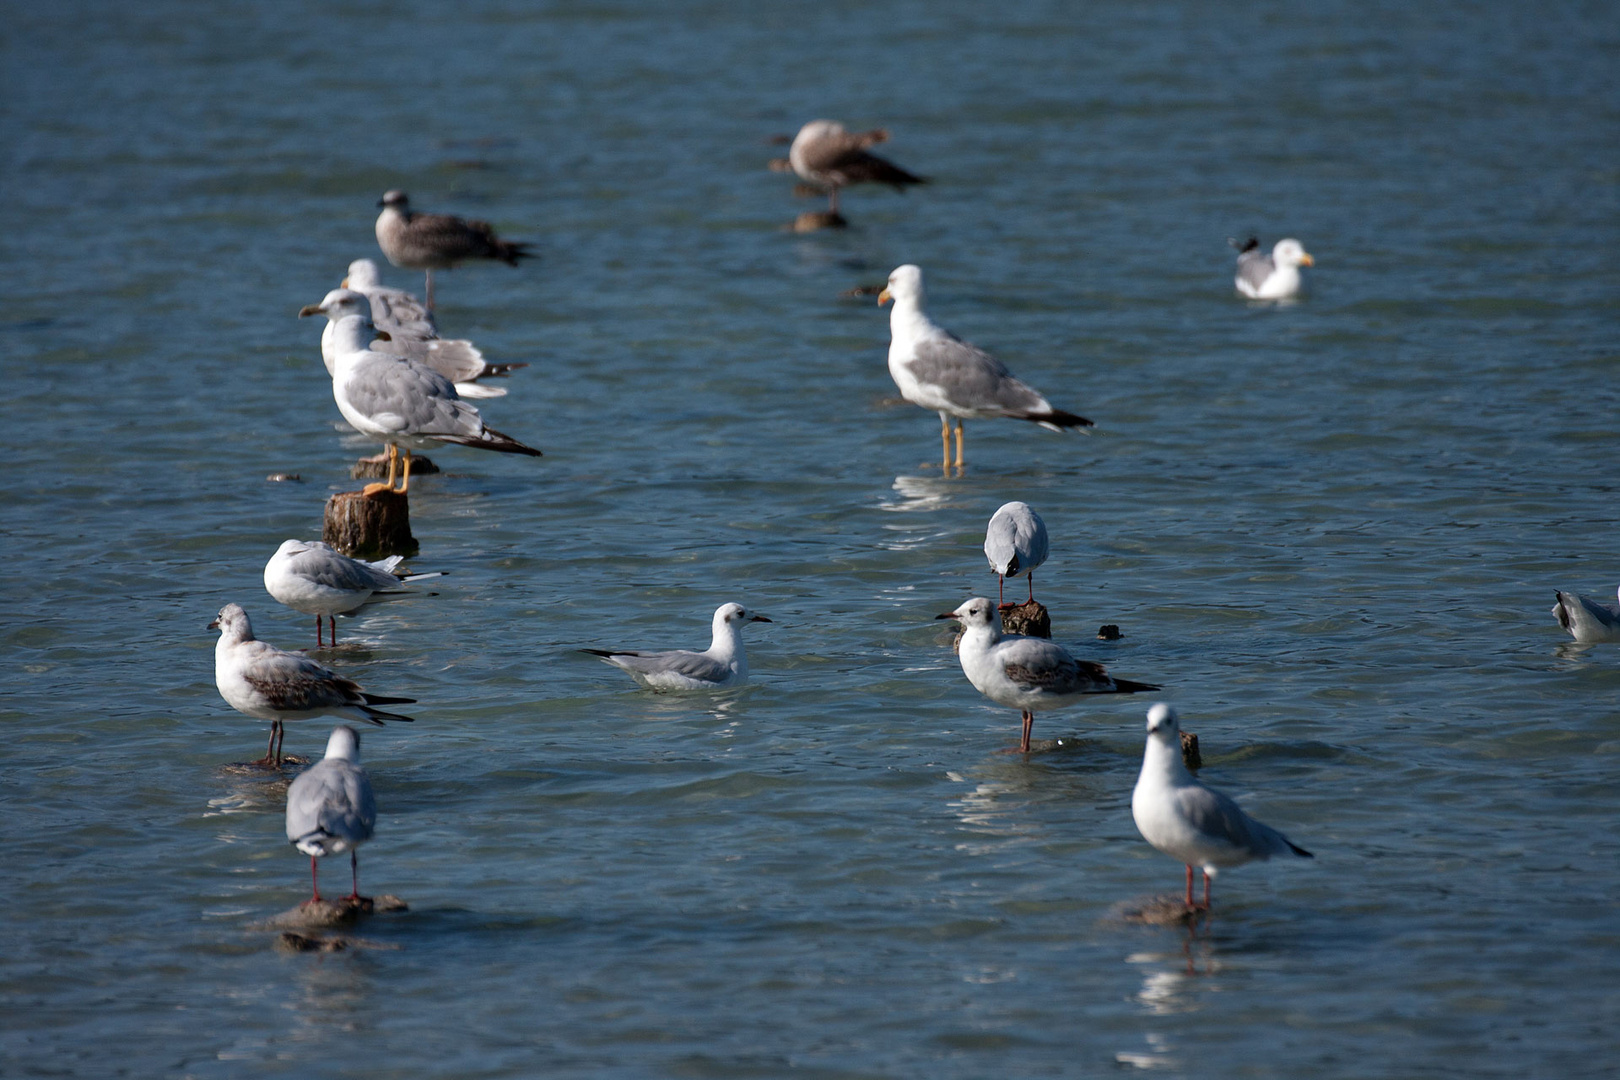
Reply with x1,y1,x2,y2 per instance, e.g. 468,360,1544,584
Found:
1231,237,1315,300
583,603,771,690
210,604,415,766
285,725,376,904
263,539,445,648
338,260,528,398
1551,586,1620,643
301,297,542,495
299,288,512,400
1132,703,1313,909
780,120,926,216
375,190,531,310
936,598,1158,753
984,501,1049,607
879,265,1093,470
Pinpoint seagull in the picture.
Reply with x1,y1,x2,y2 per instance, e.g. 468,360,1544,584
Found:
582,603,771,690
1132,703,1313,909
299,288,513,400
301,299,542,495
263,539,446,648
782,120,926,215
879,265,1093,470
285,725,376,904
1231,237,1315,300
339,260,529,398
984,501,1049,607
210,604,415,766
375,190,531,310
1551,587,1620,643
935,598,1158,753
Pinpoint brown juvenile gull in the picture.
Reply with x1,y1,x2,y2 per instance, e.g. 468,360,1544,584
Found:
339,259,528,398
1231,236,1315,300
374,190,532,310
300,293,542,495
878,264,1093,470
209,604,415,766
783,120,926,215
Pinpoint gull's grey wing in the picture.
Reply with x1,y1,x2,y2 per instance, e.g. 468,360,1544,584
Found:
997,638,1113,694
239,643,364,711
1552,590,1620,641
291,547,403,593
341,354,484,439
370,334,490,385
985,505,1048,576
600,649,731,683
907,336,1049,416
286,761,376,848
364,287,437,338
398,212,522,265
1172,784,1303,859
1236,248,1276,291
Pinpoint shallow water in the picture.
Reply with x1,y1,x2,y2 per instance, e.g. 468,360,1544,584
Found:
4,1,1619,1076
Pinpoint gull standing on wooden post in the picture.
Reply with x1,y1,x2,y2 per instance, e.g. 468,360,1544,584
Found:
935,598,1157,753
984,501,1049,607
286,725,377,904
879,265,1093,471
374,190,531,311
783,120,926,216
1131,704,1313,909
209,604,415,766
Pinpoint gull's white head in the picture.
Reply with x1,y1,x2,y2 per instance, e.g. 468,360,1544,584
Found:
793,119,846,149
715,602,773,630
1272,239,1315,268
377,189,411,212
208,603,254,641
878,264,925,309
324,725,362,762
935,597,1000,631
1145,703,1181,739
298,288,371,324
272,539,321,560
344,259,383,290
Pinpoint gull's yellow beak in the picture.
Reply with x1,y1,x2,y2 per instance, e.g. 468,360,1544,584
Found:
1299,252,1315,267
877,287,892,307
340,277,350,287
297,304,323,318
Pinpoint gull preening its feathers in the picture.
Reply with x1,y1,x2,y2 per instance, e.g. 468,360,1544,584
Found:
880,265,1092,470
285,725,377,904
374,190,531,310
1551,586,1620,643
209,604,415,766
583,603,772,690
1132,704,1312,909
263,539,445,648
1231,236,1315,300
936,598,1158,753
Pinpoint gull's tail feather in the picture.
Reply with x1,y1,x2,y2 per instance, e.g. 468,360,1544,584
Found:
1108,677,1162,695
1229,235,1260,253
1286,840,1314,859
1028,408,1095,433
439,426,543,456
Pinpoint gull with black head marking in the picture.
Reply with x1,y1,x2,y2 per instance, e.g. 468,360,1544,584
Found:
583,603,771,690
299,292,542,496
1132,703,1313,909
1231,236,1315,300
264,539,445,648
936,598,1158,753
286,725,376,904
210,604,415,767
880,265,1093,471
375,190,531,310
984,501,1049,608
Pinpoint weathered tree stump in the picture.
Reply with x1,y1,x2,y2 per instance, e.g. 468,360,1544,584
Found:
1180,731,1201,771
323,490,417,559
351,453,438,480
256,894,409,932
1097,624,1122,640
792,210,847,233
1001,600,1051,638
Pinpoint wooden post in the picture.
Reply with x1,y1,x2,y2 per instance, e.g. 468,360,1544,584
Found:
999,599,1050,639
323,490,417,559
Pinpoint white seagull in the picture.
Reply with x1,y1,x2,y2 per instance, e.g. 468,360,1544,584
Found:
338,260,528,398
1551,586,1620,643
300,297,542,495
1132,704,1313,909
984,501,1049,607
1231,237,1315,300
784,120,926,216
285,725,377,904
299,288,512,399
375,190,531,310
583,603,772,690
936,598,1158,753
210,604,415,766
879,265,1093,470
263,539,445,648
